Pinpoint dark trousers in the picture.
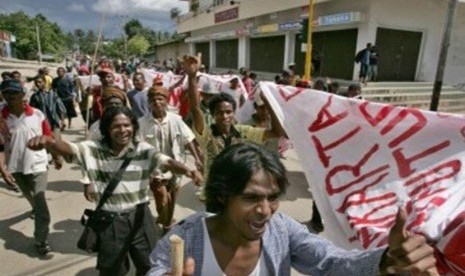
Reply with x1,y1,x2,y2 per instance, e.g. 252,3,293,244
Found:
150,178,179,229
97,203,157,276
13,172,50,243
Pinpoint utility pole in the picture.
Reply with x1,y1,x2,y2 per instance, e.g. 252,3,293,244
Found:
119,15,129,61
430,0,458,111
304,0,314,81
35,23,42,65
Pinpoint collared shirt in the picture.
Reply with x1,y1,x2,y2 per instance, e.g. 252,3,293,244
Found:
0,104,51,174
127,87,149,119
195,121,265,181
147,212,385,276
139,112,195,180
68,140,171,212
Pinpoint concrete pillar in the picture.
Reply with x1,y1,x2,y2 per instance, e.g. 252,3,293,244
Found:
210,40,216,69
188,43,195,55
238,36,249,69
284,31,296,69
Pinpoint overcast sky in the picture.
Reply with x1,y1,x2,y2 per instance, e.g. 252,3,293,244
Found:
0,0,189,37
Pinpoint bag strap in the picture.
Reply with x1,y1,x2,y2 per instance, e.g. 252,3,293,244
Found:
95,156,133,211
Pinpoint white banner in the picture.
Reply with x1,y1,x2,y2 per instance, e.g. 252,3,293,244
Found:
77,74,126,90
259,81,465,275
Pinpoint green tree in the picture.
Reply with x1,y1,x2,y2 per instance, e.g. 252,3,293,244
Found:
124,19,143,39
0,11,67,60
127,34,149,57
170,8,181,20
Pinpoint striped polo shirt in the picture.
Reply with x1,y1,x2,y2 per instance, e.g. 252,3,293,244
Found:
69,140,170,212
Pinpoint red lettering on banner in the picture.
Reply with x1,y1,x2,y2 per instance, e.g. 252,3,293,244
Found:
311,126,361,168
325,144,390,195
392,140,451,178
309,96,348,132
336,175,392,214
405,160,460,197
347,199,397,226
359,102,394,127
278,87,306,102
381,109,427,148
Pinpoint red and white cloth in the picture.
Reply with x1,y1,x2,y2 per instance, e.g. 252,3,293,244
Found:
259,81,465,275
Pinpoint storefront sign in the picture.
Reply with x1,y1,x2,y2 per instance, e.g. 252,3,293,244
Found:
215,7,239,23
258,23,278,33
279,21,302,31
320,12,352,26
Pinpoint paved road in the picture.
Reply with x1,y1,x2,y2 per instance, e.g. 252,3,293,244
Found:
0,64,315,275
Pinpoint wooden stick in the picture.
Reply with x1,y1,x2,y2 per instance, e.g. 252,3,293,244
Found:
169,234,184,276
84,12,105,139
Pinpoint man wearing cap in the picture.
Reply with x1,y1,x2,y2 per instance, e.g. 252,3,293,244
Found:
0,80,56,255
139,83,202,233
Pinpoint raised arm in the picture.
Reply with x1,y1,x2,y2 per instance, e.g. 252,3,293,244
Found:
183,55,205,135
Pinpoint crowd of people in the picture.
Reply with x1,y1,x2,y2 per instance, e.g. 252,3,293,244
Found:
0,53,437,275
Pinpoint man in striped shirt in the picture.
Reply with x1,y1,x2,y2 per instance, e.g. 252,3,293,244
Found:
27,106,203,276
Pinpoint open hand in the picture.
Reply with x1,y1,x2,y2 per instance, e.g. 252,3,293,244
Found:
182,54,201,78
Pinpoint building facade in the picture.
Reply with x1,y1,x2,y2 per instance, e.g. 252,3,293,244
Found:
176,0,465,85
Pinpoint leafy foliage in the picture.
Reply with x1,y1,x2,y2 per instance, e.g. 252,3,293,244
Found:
0,12,67,60
127,35,150,57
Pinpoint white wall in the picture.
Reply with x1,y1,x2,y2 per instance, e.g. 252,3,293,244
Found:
178,0,333,33
369,0,465,85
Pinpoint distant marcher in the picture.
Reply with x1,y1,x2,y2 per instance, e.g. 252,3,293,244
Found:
42,67,53,91
340,83,363,99
1,71,11,82
328,82,340,94
241,69,253,95
313,79,327,91
127,73,150,119
30,76,66,140
355,43,372,84
52,67,77,129
368,45,379,82
288,62,300,86
223,77,245,108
